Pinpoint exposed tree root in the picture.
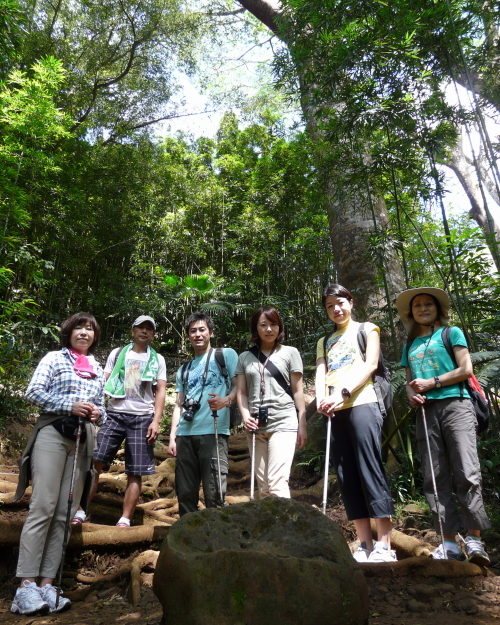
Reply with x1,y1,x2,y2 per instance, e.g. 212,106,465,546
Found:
228,458,251,475
136,498,178,513
229,452,250,461
359,555,485,578
227,474,250,486
291,475,338,500
0,479,16,492
0,519,169,546
153,445,170,460
64,550,159,604
126,550,158,605
370,521,434,558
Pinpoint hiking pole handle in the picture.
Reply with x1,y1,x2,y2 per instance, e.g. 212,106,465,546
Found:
322,386,335,515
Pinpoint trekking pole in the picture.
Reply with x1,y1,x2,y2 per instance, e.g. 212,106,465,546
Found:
212,410,224,507
250,430,256,501
421,404,447,560
55,416,85,609
322,386,335,515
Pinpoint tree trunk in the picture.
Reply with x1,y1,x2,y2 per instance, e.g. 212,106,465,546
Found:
236,0,406,314
443,134,500,271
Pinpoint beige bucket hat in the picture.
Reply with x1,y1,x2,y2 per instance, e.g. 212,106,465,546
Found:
396,287,450,337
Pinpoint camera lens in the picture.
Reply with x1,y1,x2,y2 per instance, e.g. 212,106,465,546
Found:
183,409,194,422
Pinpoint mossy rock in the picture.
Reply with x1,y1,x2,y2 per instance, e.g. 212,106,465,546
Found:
153,497,368,625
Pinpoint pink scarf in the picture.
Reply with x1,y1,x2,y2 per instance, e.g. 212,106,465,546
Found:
69,349,97,379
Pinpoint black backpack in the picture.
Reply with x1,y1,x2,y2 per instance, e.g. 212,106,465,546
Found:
323,322,393,417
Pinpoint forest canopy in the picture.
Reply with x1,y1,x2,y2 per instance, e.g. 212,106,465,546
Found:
1,0,500,467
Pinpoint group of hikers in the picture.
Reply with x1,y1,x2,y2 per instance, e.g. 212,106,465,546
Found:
10,283,492,616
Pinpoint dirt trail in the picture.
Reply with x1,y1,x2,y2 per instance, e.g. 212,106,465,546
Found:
1,431,500,624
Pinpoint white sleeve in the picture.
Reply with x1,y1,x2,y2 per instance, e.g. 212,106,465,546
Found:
156,354,167,381
104,348,121,374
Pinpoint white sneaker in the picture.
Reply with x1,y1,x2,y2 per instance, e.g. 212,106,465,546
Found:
39,584,71,613
431,543,465,561
353,547,371,563
367,541,397,563
10,581,49,615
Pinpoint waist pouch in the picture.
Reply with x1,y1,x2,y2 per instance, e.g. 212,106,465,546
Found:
52,417,87,444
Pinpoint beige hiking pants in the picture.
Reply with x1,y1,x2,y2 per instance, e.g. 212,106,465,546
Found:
247,430,297,498
16,425,86,579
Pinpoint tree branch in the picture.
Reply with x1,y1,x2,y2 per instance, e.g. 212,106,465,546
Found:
236,0,281,34
102,109,219,144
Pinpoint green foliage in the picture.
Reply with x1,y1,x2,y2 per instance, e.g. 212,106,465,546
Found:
0,56,71,333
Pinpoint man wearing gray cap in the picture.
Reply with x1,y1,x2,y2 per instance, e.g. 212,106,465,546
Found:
73,316,166,527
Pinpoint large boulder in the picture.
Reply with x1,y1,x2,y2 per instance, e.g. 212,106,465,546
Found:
153,497,368,625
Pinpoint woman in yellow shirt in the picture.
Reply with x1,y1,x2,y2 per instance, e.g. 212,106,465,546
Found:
316,284,395,563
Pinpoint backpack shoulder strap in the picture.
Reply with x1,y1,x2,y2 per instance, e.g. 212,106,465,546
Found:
112,346,125,369
214,347,228,379
181,360,191,391
357,322,367,361
323,327,335,361
440,326,464,397
405,337,415,364
214,347,231,391
440,326,455,363
249,345,293,399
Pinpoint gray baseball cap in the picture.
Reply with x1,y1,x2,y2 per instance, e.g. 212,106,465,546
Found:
132,315,156,330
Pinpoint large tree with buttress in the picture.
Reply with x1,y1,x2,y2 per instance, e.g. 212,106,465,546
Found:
234,0,500,287
234,0,406,339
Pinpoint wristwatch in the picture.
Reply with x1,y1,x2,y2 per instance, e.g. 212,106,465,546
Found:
341,388,352,398
434,376,442,389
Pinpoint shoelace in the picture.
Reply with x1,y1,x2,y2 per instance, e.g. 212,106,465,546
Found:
22,586,43,601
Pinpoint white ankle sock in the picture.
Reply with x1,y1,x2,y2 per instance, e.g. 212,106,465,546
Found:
117,516,130,526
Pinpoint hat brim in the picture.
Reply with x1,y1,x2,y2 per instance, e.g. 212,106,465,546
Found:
396,287,450,337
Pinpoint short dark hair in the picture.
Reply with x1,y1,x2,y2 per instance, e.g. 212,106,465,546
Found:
407,293,444,321
250,306,285,346
184,311,215,335
60,313,100,353
321,283,354,308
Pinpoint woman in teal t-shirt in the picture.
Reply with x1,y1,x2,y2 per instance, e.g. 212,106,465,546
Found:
397,287,490,565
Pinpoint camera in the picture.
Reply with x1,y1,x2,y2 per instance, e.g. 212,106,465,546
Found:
182,397,200,422
257,406,268,426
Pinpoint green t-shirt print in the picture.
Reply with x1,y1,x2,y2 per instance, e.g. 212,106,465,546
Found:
401,326,470,401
